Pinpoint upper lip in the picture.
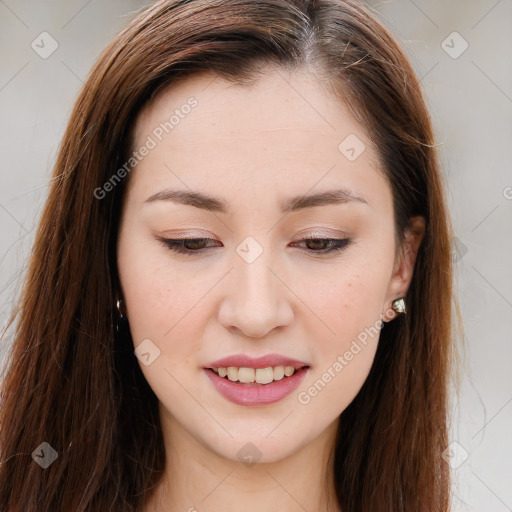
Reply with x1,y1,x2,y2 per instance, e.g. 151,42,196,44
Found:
206,354,309,369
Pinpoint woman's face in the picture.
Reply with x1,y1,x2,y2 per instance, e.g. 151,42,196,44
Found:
117,65,415,464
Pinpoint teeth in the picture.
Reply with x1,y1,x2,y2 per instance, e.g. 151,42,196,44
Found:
273,366,285,380
284,366,295,377
238,367,255,383
212,365,302,384
227,367,238,381
255,367,273,384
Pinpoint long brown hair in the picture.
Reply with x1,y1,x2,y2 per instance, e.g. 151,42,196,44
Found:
0,1,457,510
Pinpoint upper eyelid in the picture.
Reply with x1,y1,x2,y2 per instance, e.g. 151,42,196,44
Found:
159,235,349,243
159,228,349,240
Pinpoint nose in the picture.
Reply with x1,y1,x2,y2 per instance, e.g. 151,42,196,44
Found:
217,250,294,339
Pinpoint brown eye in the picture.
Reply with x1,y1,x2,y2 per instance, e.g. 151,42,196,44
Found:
158,237,219,255
305,239,329,250
292,238,352,254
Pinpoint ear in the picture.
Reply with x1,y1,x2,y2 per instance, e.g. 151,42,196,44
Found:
383,215,425,321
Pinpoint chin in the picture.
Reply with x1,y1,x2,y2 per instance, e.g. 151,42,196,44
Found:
198,424,314,465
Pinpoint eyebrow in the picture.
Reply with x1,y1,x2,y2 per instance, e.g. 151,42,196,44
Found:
144,188,368,214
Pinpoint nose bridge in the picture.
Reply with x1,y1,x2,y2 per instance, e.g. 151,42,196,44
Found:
237,248,277,306
218,238,293,337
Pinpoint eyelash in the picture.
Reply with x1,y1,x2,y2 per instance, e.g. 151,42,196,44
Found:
157,237,352,256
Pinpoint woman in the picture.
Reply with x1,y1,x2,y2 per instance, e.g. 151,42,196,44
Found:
0,0,457,510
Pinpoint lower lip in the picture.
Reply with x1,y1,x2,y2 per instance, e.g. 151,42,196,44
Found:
204,367,309,406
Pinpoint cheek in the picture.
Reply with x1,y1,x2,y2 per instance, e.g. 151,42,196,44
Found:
305,250,392,342
117,241,213,419
295,256,391,416
296,284,382,420
117,235,207,365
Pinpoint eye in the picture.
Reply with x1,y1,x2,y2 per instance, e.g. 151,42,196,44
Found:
157,236,352,256
291,237,352,254
157,237,219,255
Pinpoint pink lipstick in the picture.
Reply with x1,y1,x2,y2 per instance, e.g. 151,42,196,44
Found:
204,353,310,406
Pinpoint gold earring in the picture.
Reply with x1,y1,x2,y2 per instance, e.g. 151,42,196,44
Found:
392,297,406,314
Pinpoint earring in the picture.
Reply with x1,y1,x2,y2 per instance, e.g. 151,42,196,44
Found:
114,298,128,335
116,298,127,319
392,297,406,315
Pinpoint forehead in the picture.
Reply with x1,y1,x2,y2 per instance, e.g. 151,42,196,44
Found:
128,65,388,212
134,66,366,147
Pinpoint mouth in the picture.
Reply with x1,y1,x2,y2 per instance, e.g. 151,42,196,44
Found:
204,364,310,406
206,365,309,386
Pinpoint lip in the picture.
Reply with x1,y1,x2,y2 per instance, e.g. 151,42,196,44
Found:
206,353,309,369
204,366,309,406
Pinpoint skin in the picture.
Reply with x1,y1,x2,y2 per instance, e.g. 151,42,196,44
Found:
116,64,424,512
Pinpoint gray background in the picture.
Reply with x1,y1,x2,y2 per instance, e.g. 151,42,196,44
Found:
1,1,511,510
